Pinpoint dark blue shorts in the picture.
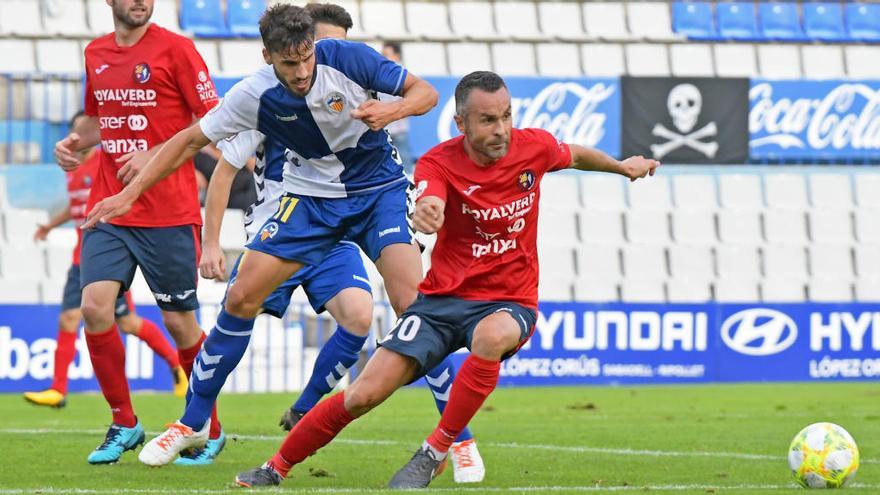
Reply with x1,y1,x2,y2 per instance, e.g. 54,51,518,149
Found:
246,179,413,266
227,242,372,318
80,223,200,312
62,264,132,317
379,294,538,380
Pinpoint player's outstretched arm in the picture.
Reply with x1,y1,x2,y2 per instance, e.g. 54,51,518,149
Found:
568,144,660,182
200,159,238,281
351,74,438,131
413,195,446,234
34,206,72,242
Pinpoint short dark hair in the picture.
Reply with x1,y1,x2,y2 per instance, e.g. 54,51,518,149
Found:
259,4,315,55
454,71,507,115
305,3,353,31
68,110,87,129
383,41,402,57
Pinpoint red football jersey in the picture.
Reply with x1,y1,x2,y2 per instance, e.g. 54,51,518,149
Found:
415,128,572,309
67,149,102,265
83,23,218,227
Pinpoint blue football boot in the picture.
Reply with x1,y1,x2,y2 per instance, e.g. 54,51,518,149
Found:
87,421,146,464
173,429,226,466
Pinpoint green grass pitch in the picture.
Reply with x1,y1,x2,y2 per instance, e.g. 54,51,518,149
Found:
0,383,877,494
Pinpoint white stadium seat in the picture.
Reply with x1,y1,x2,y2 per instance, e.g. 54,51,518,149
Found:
845,46,880,79
625,209,670,245
579,210,625,246
717,210,763,245
0,244,46,280
219,209,247,251
219,41,265,76
87,0,115,35
42,0,91,36
716,245,761,280
538,208,579,247
0,41,36,74
573,278,619,302
401,43,448,76
3,209,49,245
621,244,667,280
361,1,412,40
129,269,155,305
405,2,455,40
719,174,763,210
0,280,41,303
671,209,716,245
625,43,670,77
539,245,577,281
672,175,718,209
538,277,573,301
581,175,627,211
449,2,504,41
491,43,536,76
855,174,880,208
194,40,221,77
494,1,547,41
764,174,808,210
670,44,714,77
0,0,44,36
46,228,78,249
541,174,580,209
761,279,807,303
667,278,711,303
36,40,83,74
809,173,853,209
758,45,802,79
197,278,229,306
854,245,880,279
151,0,182,33
714,44,758,78
668,245,713,280
802,45,846,79
627,2,681,41
581,44,626,77
620,279,665,302
577,245,622,281
41,277,66,305
763,245,809,281
855,209,880,244
808,279,853,303
583,2,633,41
45,245,73,280
539,2,591,42
763,209,809,246
855,279,880,302
627,175,672,211
809,209,854,245
328,0,368,40
447,43,492,76
714,279,760,303
810,244,854,280
537,43,583,77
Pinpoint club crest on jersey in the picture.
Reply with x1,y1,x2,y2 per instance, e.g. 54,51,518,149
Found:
259,222,279,241
133,63,151,84
325,92,345,114
517,170,535,191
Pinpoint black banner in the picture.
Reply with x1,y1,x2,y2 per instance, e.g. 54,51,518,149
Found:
621,77,749,164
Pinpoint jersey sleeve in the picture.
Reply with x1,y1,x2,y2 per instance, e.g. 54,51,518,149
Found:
525,128,573,174
414,154,448,202
199,77,261,143
217,130,264,170
172,38,219,117
318,40,408,96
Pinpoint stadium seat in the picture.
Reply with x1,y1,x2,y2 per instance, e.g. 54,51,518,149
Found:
332,0,368,40
129,269,155,305
491,43,536,76
714,278,760,303
27,79,80,123
194,40,221,76
808,279,852,303
855,245,880,279
717,1,759,40
719,174,763,210
761,279,807,303
581,44,626,77
401,43,448,76
621,244,668,280
809,173,853,209
0,280,41,303
671,1,716,39
180,0,227,37
447,43,491,76
0,0,43,36
620,279,666,303
538,278,573,301
670,44,714,77
801,45,846,80
809,209,853,246
625,44,670,77
42,0,91,36
197,278,228,305
41,277,65,305
713,44,758,77
361,1,413,40
0,41,36,74
671,209,716,246
583,2,634,41
573,278,619,302
576,245,622,280
764,174,808,210
855,279,880,302
405,2,455,41
537,44,583,77
494,1,547,41
45,245,71,280
628,174,671,211
764,209,809,246
152,0,182,33
0,176,9,209
667,278,712,303
219,40,264,76
227,0,264,38
845,3,880,41
579,210,625,246
538,1,591,42
541,174,581,209
716,245,761,280
538,207,579,247
845,46,880,79
758,2,805,41
3,208,48,245
627,2,682,42
757,45,802,79
717,210,762,245
46,227,77,249
855,173,880,208
449,2,504,41
87,0,115,34
804,2,846,41
625,209,670,246
0,244,46,280
219,209,246,251
764,245,809,281
672,175,718,209
36,40,83,74
668,245,714,280
810,244,854,281
539,245,577,282
854,209,880,244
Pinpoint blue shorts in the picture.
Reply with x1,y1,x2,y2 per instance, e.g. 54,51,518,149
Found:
62,264,131,317
379,294,538,380
227,242,372,318
80,223,200,312
246,179,413,266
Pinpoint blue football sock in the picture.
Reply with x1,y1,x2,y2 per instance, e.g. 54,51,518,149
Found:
293,325,367,413
180,310,254,431
425,356,474,443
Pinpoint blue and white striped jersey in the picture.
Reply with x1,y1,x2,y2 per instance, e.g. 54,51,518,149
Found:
200,39,407,198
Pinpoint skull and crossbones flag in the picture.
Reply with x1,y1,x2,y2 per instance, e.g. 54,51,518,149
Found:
621,77,749,164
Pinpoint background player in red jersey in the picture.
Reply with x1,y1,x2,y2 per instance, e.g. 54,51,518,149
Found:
24,111,187,409
51,0,224,465
233,71,659,488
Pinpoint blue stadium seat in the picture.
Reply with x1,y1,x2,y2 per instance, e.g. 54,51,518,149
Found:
758,2,805,41
180,0,228,38
228,0,264,38
846,3,880,41
671,2,717,40
717,2,759,40
804,2,846,41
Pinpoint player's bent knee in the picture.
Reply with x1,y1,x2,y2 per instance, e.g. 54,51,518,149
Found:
223,285,262,318
472,324,521,360
58,310,81,332
343,384,386,417
80,299,115,331
116,315,139,335
340,305,373,336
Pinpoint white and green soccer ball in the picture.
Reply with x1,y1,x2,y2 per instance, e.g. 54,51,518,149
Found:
788,422,859,489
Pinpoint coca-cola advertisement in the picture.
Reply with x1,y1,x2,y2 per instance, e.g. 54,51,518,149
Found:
750,80,880,161
621,77,750,164
409,77,621,158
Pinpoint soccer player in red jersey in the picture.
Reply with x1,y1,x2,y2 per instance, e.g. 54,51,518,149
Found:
52,0,224,465
24,111,187,409
233,71,659,488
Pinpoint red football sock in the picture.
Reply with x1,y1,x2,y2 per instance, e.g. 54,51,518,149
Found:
268,392,356,478
135,319,180,369
426,355,500,454
85,325,137,427
50,329,78,395
178,332,222,439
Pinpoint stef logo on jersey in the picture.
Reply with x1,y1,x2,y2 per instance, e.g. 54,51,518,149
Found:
325,92,345,114
517,170,535,192
260,222,279,241
133,63,151,84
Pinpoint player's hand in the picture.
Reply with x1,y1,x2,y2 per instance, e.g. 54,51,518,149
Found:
55,133,82,171
413,197,445,234
116,150,151,185
199,243,227,281
81,191,135,230
33,224,51,242
350,99,399,131
620,155,660,182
